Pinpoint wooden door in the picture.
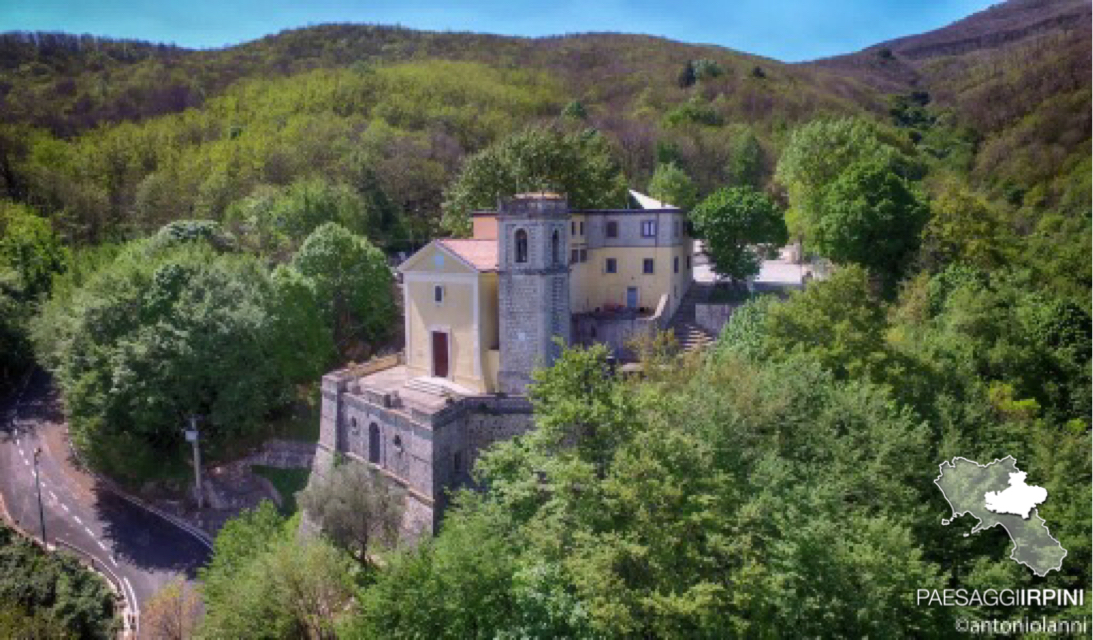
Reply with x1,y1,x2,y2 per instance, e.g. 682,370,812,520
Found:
432,331,449,378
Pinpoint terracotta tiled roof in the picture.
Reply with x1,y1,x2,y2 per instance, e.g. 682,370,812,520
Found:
438,239,498,272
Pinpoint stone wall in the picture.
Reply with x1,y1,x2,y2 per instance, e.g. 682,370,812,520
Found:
695,303,740,337
310,378,533,541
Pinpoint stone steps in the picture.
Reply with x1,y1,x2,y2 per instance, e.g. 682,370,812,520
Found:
667,283,716,352
405,377,465,398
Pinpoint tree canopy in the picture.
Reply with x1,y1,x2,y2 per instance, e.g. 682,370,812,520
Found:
647,162,699,210
441,127,627,235
30,221,387,479
690,185,787,281
812,160,928,282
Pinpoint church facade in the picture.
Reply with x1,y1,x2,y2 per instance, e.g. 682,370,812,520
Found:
310,191,694,536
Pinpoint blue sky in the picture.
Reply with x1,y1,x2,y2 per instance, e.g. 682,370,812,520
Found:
1,0,998,62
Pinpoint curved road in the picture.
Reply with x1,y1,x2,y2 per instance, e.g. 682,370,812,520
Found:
0,369,211,630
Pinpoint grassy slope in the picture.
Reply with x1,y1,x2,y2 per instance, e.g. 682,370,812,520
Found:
0,0,1086,239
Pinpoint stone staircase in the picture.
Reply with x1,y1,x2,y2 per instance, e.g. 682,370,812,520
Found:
405,377,468,398
667,283,717,352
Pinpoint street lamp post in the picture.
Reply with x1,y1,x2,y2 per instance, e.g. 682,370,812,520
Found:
33,447,46,545
184,416,203,509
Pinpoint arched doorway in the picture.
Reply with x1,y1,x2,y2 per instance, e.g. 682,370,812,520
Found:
368,423,381,464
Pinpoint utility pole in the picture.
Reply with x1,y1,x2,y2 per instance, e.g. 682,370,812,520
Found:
185,416,203,509
33,448,46,545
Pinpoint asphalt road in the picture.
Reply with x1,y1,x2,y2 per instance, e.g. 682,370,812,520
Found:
0,369,211,632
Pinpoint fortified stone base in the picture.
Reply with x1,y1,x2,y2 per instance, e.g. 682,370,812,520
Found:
304,358,532,541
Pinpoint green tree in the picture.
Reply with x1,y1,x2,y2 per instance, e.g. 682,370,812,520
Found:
290,222,394,350
813,160,928,281
775,117,911,240
725,129,763,188
647,161,699,209
690,186,787,281
298,461,405,568
919,178,1013,271
561,100,587,120
32,241,293,478
0,525,116,639
739,265,898,383
200,503,355,639
441,127,627,235
0,200,68,299
348,499,529,639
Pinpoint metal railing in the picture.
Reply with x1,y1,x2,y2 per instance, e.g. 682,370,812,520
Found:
53,538,139,639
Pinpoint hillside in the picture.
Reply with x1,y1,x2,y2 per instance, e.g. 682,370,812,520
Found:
0,0,1086,247
808,0,1090,203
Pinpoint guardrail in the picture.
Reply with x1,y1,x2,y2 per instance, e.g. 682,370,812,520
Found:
55,538,139,639
63,432,214,550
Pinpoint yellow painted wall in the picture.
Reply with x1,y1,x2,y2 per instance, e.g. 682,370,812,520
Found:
405,277,481,389
574,245,688,314
401,242,492,393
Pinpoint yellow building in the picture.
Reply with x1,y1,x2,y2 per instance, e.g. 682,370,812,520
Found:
398,191,693,394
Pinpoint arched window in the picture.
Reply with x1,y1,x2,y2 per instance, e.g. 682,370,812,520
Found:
368,423,380,464
514,229,528,263
551,230,560,265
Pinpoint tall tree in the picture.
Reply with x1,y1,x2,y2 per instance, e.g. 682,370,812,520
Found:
813,160,928,282
647,162,699,209
690,186,787,281
298,461,406,568
290,222,394,350
441,127,627,236
775,117,911,241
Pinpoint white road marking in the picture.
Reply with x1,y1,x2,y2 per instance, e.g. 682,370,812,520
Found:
109,555,118,567
61,503,70,513
83,525,94,537
22,458,28,466
123,577,138,623
96,540,107,551
48,491,57,501
73,515,82,525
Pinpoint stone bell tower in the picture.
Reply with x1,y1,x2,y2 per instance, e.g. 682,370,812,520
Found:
497,192,571,394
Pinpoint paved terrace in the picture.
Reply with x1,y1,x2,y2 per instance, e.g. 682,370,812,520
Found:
344,363,479,417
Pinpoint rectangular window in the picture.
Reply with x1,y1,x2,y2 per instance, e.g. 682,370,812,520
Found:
434,285,444,303
674,256,679,273
579,249,588,263
686,256,691,269
674,221,681,238
643,258,655,274
641,220,657,237
579,221,584,235
571,221,576,235
606,220,619,238
571,249,579,264
605,258,617,274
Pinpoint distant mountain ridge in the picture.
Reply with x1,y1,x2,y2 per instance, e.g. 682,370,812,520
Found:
0,0,1087,247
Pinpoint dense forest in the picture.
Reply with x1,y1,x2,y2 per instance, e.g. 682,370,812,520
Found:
0,0,1089,636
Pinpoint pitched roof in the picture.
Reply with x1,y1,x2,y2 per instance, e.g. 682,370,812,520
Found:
438,239,498,272
628,189,679,210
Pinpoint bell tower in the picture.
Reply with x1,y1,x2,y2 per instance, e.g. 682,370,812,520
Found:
497,192,571,394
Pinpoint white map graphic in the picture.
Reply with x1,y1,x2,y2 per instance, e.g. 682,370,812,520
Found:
983,471,1048,519
934,456,1066,576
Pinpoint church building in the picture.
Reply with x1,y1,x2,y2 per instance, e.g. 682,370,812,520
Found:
310,191,695,537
